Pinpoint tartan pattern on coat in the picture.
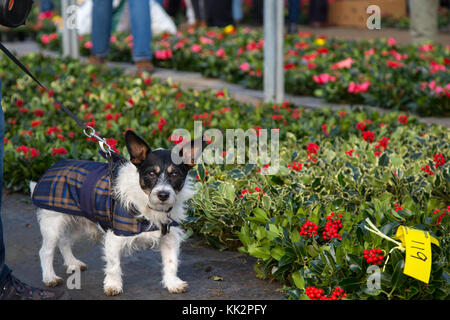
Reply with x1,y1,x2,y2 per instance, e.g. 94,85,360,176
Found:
31,159,173,236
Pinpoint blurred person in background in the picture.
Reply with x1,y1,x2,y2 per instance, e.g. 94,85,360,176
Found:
309,0,328,27
89,0,154,73
409,0,439,43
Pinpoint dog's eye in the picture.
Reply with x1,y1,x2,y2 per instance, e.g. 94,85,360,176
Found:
143,176,153,186
170,172,179,178
148,171,156,177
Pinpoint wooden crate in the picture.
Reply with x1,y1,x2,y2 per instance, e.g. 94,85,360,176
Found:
328,0,407,28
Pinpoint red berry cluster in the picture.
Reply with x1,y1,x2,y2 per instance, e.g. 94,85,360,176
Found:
394,203,403,212
433,153,446,168
364,248,384,265
421,164,435,176
433,205,450,226
299,220,319,238
287,162,303,172
323,212,343,241
305,286,347,300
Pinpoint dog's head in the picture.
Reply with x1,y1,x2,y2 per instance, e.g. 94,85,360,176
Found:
124,130,203,212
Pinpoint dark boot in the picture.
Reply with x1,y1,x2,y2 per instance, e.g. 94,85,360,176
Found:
0,271,69,300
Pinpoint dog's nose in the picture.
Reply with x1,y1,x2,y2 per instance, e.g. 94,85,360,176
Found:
157,191,170,202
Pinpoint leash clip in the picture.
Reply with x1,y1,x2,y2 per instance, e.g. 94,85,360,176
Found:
83,126,114,156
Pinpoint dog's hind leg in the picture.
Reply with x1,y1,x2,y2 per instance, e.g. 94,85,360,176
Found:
58,230,87,274
37,209,67,287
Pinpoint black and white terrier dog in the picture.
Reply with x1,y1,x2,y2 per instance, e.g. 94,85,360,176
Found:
30,130,203,296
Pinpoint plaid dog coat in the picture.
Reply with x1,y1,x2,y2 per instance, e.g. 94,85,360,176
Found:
31,159,178,236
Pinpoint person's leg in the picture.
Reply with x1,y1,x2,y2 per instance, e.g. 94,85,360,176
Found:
288,0,300,24
91,0,113,60
205,0,233,27
232,0,243,23
309,0,327,25
251,0,263,25
410,0,439,43
287,0,301,33
0,80,10,285
40,0,55,12
128,0,152,63
167,0,182,17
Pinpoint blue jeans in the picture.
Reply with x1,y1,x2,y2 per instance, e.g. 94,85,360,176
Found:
92,0,152,62
288,0,301,24
232,0,243,21
0,79,9,284
40,0,54,12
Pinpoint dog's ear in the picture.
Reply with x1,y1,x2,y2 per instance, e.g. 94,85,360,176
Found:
178,137,206,168
125,130,151,165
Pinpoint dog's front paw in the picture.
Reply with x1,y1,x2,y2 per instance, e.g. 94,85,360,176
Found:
104,277,123,296
163,277,188,294
104,285,123,296
44,276,63,287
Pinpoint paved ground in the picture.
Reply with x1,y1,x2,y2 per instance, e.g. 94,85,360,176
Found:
2,192,285,300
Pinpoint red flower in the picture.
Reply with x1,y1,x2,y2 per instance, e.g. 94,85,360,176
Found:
338,110,346,118
19,107,29,113
154,49,173,60
157,117,167,132
30,148,39,158
306,142,319,154
190,44,202,53
375,137,389,150
321,123,328,136
45,125,62,136
31,120,43,128
374,151,382,157
345,149,354,157
355,121,366,132
15,99,24,107
312,73,336,84
33,109,44,117
16,145,29,155
51,147,68,157
362,131,375,143
271,114,283,120
216,90,225,98
331,57,354,70
239,62,250,72
215,48,226,58
386,60,404,69
347,81,370,94
397,114,408,125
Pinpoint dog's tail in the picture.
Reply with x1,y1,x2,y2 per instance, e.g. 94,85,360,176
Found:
29,181,37,197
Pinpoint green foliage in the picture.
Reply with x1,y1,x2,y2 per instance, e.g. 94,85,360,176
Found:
0,53,448,300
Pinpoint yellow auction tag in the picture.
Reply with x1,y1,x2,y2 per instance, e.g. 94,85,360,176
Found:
395,226,439,283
